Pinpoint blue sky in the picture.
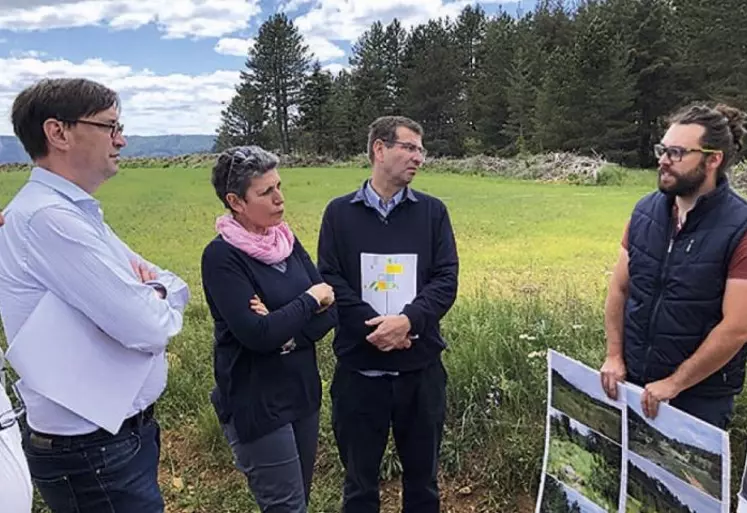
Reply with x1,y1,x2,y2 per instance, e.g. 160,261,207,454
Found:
0,0,531,136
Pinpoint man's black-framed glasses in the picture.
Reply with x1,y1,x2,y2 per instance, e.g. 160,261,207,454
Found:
61,119,124,138
0,382,25,432
653,143,721,163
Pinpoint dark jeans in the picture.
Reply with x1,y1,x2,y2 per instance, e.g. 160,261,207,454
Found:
21,415,163,513
222,410,319,513
331,360,447,513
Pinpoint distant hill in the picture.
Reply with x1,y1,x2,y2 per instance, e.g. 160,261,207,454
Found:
0,134,215,164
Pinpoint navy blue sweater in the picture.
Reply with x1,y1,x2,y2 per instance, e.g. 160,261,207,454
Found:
317,185,458,372
201,235,337,443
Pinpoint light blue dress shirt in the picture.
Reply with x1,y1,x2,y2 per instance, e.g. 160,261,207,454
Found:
0,168,189,435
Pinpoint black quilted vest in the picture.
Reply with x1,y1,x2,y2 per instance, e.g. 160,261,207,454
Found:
624,179,747,397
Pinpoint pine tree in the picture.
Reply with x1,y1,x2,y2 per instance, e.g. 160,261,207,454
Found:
401,19,465,156
383,19,408,114
453,5,487,136
213,76,269,152
328,70,362,157
625,0,683,166
249,13,310,153
350,21,393,134
502,41,536,154
472,11,515,153
298,61,334,154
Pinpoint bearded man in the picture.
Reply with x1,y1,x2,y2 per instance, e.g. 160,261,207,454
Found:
600,103,747,429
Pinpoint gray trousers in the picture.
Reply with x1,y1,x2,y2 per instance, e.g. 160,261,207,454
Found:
222,410,319,513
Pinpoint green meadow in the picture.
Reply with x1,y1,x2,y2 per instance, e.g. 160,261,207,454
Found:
4,165,746,512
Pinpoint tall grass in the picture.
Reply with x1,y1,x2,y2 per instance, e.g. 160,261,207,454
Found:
2,167,746,512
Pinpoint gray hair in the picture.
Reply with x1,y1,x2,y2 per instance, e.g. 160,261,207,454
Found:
211,145,279,210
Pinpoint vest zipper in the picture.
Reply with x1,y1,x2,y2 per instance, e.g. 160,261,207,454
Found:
642,235,674,382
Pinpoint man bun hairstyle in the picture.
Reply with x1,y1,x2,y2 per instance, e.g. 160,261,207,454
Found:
716,103,747,155
669,102,747,179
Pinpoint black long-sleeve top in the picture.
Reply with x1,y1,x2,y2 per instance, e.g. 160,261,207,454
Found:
201,235,337,443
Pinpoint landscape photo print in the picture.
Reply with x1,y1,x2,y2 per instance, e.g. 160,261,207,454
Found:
538,350,625,513
535,350,731,513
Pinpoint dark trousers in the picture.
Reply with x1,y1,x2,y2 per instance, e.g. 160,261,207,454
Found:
21,414,163,513
222,410,319,513
331,360,447,513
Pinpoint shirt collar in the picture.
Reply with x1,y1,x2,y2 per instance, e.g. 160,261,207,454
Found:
350,179,418,205
29,167,96,205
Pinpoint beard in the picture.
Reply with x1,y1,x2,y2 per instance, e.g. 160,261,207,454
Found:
658,159,707,197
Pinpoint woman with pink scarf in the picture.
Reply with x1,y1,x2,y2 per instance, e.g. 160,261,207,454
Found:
200,145,337,513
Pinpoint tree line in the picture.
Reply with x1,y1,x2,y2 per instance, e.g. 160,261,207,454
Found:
214,0,747,168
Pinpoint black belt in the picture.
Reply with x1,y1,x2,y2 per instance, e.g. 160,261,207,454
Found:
27,404,155,449
121,404,155,430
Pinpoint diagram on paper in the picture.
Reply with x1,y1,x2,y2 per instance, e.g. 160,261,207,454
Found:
360,253,417,315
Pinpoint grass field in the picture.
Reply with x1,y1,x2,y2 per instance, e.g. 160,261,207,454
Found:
4,165,746,512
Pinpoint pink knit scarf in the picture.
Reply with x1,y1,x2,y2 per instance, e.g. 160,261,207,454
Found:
215,214,295,265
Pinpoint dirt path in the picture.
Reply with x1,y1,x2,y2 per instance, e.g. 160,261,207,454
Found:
158,428,536,513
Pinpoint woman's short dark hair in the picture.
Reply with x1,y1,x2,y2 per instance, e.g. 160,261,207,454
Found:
212,145,280,210
669,102,747,179
11,78,120,160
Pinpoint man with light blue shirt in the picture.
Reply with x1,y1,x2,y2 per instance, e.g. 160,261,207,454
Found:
0,78,190,512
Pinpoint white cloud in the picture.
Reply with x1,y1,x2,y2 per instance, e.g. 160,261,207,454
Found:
0,0,262,39
305,35,344,62
214,37,255,56
0,56,240,136
295,0,510,42
214,34,342,63
278,0,315,13
322,62,347,75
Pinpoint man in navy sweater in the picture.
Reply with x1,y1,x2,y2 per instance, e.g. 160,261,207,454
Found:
318,116,458,513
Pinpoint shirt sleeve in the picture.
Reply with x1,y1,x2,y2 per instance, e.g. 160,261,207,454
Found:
24,206,186,355
109,227,190,312
728,232,747,280
294,238,338,343
401,202,459,336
